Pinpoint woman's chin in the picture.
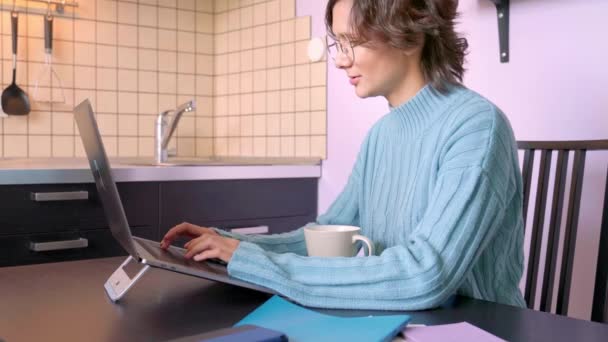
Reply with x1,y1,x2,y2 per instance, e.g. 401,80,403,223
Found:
354,86,378,99
354,86,370,99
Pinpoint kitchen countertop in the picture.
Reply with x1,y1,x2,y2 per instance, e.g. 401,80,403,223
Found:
0,157,322,185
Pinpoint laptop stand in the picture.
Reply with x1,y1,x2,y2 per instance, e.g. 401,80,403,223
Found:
104,256,150,302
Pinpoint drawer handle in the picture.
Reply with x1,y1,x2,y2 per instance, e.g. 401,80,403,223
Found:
29,238,89,252
230,225,269,235
31,191,89,202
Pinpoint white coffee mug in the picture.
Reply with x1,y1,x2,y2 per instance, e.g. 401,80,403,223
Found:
304,225,374,257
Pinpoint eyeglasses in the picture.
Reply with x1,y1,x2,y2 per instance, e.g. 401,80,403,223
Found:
326,36,359,63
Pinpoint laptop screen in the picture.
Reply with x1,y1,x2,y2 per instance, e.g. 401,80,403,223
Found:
73,99,139,259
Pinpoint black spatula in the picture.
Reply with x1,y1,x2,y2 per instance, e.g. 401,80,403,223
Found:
1,11,30,115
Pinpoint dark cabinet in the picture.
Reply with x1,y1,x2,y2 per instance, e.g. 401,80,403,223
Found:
0,182,158,235
159,178,317,238
0,226,155,266
0,182,159,267
1,178,318,267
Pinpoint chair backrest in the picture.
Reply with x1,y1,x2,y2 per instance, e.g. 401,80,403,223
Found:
518,139,608,322
593,167,608,323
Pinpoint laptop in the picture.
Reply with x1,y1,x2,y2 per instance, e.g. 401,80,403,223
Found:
73,99,275,301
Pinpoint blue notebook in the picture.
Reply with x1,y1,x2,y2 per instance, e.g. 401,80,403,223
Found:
235,296,410,342
167,325,287,342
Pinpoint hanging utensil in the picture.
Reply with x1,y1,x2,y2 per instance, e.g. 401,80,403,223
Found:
33,1,66,105
1,5,31,115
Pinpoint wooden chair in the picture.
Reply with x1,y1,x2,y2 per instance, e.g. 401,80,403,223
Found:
518,140,608,322
594,167,608,322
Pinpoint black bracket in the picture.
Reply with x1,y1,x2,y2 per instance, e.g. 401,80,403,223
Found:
490,0,510,63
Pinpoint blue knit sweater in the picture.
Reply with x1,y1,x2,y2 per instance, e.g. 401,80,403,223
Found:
219,85,526,310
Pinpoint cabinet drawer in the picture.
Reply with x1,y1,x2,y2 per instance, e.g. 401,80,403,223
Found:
212,215,316,235
0,182,158,236
0,226,155,267
160,178,317,229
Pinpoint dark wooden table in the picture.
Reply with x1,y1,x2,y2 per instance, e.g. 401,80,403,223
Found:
1,257,607,342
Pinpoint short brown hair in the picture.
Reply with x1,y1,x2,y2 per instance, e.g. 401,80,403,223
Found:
325,0,468,92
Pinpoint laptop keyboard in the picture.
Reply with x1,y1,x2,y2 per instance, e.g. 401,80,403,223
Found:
135,238,227,269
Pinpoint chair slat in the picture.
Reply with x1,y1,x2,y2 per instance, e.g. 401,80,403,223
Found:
518,140,608,150
522,149,535,229
540,150,569,312
525,149,553,309
556,150,586,315
591,168,608,323
519,140,608,319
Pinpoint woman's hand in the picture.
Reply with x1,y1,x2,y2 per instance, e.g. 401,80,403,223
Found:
160,222,217,248
160,222,240,263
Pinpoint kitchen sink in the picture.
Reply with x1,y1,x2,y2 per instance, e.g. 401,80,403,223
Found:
113,157,220,166
112,156,321,167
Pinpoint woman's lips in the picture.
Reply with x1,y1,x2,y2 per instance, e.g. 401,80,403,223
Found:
349,76,361,86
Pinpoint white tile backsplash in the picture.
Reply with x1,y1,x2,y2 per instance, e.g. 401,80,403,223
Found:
0,0,325,159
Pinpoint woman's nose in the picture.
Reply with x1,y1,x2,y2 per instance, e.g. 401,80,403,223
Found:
333,52,353,69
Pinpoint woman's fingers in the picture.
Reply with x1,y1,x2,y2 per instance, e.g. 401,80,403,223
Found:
193,249,221,261
184,235,214,259
161,222,206,249
184,234,240,263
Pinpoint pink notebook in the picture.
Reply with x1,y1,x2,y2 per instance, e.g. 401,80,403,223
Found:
403,322,506,342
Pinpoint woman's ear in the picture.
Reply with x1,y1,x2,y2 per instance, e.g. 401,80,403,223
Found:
402,47,417,57
402,45,422,57
403,35,425,57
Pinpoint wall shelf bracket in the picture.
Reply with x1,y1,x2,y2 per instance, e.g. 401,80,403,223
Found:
490,0,510,63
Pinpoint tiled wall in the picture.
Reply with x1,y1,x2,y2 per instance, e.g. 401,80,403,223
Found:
0,0,326,159
212,0,326,158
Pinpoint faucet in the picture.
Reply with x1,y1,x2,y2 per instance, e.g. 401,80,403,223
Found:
155,100,196,164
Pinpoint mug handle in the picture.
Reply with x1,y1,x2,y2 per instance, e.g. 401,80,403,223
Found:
352,235,374,256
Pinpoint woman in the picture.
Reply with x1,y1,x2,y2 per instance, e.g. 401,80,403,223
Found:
161,0,526,310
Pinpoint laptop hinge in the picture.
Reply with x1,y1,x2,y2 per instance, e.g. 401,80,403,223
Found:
104,256,150,302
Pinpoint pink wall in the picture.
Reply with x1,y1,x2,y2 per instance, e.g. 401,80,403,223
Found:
297,0,608,320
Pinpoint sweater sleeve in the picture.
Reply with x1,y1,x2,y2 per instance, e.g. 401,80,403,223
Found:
227,166,507,310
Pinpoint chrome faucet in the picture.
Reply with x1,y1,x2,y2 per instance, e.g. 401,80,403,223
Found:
155,100,196,163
